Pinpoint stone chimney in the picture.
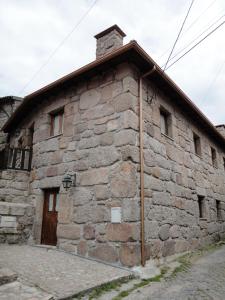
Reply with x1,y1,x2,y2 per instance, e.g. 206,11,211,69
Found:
216,125,225,138
94,25,126,59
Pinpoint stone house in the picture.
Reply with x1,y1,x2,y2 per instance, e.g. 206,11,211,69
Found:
0,96,22,150
1,25,225,267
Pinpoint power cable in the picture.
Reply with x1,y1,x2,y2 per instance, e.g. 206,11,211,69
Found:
162,12,225,68
165,19,225,70
184,0,217,34
202,59,225,102
18,0,98,95
163,0,195,71
158,0,217,61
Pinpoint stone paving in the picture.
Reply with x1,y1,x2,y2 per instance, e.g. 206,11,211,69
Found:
0,280,53,300
126,244,225,300
0,245,132,299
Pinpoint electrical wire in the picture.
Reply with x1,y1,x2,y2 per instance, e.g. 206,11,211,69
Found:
18,0,98,95
202,59,225,102
163,0,195,71
158,0,217,61
183,0,217,34
162,12,225,69
165,19,225,70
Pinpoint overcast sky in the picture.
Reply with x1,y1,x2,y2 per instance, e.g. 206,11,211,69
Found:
1,0,225,125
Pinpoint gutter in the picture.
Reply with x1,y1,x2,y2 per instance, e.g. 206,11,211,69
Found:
139,66,156,267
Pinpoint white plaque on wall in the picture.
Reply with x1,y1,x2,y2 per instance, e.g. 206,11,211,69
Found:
111,207,122,223
0,216,17,228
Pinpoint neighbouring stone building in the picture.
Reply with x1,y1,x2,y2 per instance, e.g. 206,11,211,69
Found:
0,96,22,150
0,96,33,244
1,25,225,267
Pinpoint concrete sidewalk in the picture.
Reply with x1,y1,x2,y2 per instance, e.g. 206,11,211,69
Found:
0,245,132,299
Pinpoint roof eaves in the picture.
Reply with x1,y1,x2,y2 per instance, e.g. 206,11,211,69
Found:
3,41,137,132
3,40,225,150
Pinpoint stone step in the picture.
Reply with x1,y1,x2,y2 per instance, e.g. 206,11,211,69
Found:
0,268,17,286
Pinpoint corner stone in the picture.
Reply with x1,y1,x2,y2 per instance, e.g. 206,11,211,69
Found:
119,244,141,267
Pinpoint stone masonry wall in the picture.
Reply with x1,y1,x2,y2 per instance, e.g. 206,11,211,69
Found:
0,97,33,244
216,125,225,139
0,201,34,244
0,170,30,204
142,80,225,260
0,103,11,149
4,61,225,266
7,62,142,266
96,29,124,58
0,99,22,149
0,170,33,244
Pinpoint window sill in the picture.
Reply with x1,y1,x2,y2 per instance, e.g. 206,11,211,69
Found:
46,133,63,140
161,132,174,141
4,168,30,173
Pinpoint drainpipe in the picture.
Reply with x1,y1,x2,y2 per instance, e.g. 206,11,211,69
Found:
139,66,156,267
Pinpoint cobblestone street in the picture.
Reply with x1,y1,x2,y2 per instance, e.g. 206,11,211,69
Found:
126,244,225,300
1,244,225,299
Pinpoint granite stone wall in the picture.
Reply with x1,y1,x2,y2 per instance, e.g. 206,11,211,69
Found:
7,62,142,266
0,201,34,244
0,170,30,204
0,169,33,244
142,80,225,260
0,98,34,244
0,98,22,149
2,61,225,266
95,28,124,58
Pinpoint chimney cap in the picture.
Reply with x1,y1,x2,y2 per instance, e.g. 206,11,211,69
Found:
94,24,126,39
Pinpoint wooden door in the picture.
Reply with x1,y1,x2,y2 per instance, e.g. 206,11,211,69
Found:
41,189,59,246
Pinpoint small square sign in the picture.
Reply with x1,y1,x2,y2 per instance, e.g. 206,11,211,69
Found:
111,207,122,223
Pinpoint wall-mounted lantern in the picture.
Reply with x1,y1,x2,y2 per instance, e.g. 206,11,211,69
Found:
62,174,76,190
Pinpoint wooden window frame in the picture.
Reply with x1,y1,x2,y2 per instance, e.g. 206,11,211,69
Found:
160,107,172,138
216,200,222,220
5,147,32,171
50,108,64,137
211,147,217,168
193,132,201,157
198,195,205,219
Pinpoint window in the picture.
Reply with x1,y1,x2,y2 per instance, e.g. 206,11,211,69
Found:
223,157,225,170
198,195,205,219
28,124,34,147
193,132,201,156
50,109,64,136
160,108,172,137
211,147,217,167
216,200,222,220
0,149,6,170
6,148,32,171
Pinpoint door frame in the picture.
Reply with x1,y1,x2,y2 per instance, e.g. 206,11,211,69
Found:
41,188,60,246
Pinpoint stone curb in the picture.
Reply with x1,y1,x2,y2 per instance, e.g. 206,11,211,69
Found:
59,274,135,300
0,268,17,286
